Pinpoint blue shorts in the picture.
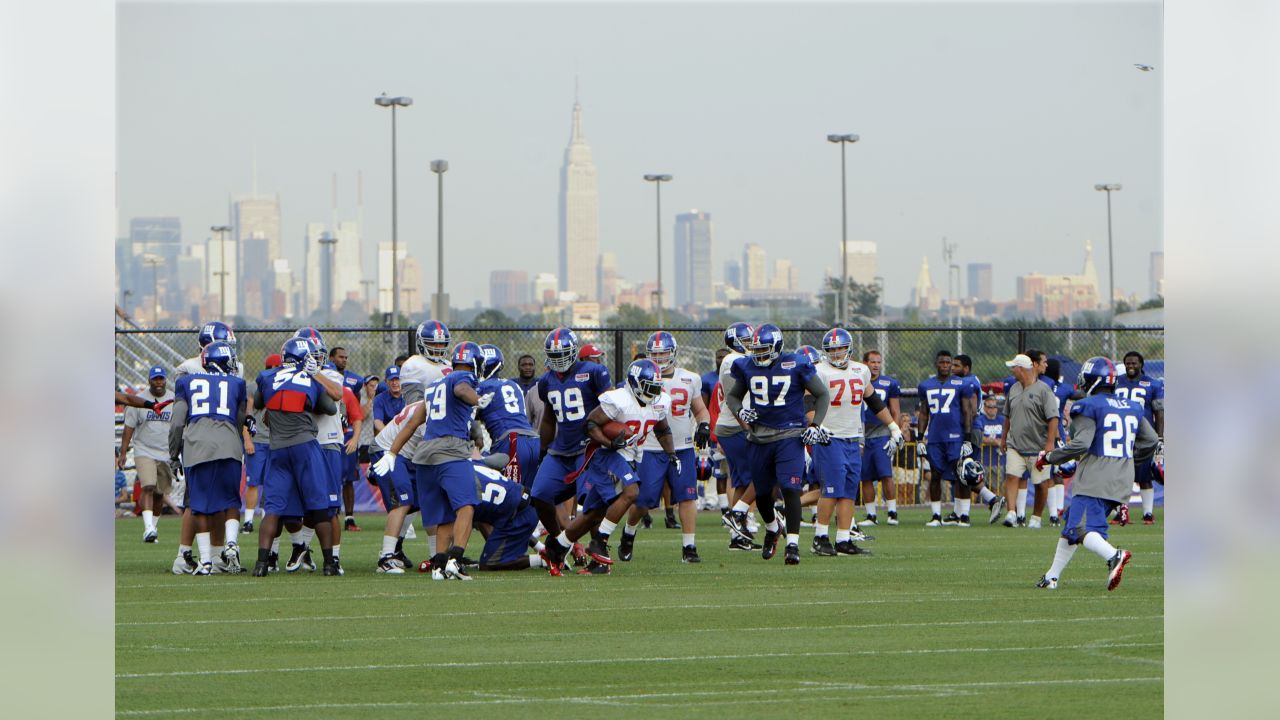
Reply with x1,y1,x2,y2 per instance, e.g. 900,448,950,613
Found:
1061,495,1120,545
926,441,962,482
321,447,343,508
748,436,807,500
860,435,894,481
636,448,697,509
480,505,539,568
370,450,417,511
580,451,640,513
717,432,754,489
1133,458,1154,485
342,447,360,485
263,441,331,516
244,442,271,488
488,433,542,492
814,438,863,500
530,453,585,506
417,459,480,528
186,458,243,515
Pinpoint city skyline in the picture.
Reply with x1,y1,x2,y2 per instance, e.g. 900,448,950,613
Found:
117,2,1161,315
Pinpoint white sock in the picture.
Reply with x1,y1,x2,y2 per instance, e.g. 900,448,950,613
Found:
1006,510,1017,522
718,493,730,510
956,499,971,517
835,529,850,543
533,521,546,538
399,520,412,538
1082,531,1118,561
682,533,696,547
814,523,829,538
887,499,897,513
1016,488,1028,517
930,501,942,516
529,554,546,568
195,532,212,564
1140,488,1154,516
345,515,355,524
1047,538,1077,579
270,536,280,554
732,500,751,514
623,522,640,536
978,486,996,503
332,544,341,558
1053,486,1065,515
427,534,437,556
534,541,546,553
298,526,315,548
381,536,398,557
241,508,249,524
224,519,239,547
1047,486,1061,518
598,519,617,538
786,533,800,547
142,510,154,531
766,518,780,533
864,503,876,518
555,531,571,550
177,543,191,558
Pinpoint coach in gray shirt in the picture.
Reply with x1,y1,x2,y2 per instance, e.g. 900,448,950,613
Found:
999,354,1059,528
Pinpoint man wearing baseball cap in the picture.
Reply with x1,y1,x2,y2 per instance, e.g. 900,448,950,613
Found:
118,366,175,543
999,354,1060,528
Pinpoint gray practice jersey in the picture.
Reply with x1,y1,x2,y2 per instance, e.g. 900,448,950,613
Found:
254,386,338,450
1005,379,1060,454
1045,414,1159,502
250,404,271,445
168,399,247,466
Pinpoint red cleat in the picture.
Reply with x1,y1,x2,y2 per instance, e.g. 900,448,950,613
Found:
1106,549,1132,591
1110,505,1130,526
570,543,589,567
539,548,563,577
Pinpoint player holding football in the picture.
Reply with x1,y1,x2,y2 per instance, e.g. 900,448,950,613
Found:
724,323,832,565
1113,351,1165,524
810,329,902,557
1035,357,1159,591
859,350,903,527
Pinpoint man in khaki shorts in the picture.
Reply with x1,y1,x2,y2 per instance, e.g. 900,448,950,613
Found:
118,365,175,543
1000,353,1059,528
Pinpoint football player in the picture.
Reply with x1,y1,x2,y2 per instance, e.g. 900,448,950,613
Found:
811,330,902,557
859,350,902,527
369,399,424,574
1113,351,1164,524
250,337,342,577
543,359,675,574
467,458,551,572
401,320,452,405
307,333,363,574
619,332,711,563
716,322,763,551
725,323,832,565
527,328,613,544
168,342,247,574
329,346,366,533
1035,357,1159,591
475,344,542,490
240,354,282,534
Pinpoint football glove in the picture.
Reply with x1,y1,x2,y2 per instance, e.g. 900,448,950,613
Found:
146,398,174,414
668,453,682,476
1057,459,1078,479
372,452,397,477
960,441,973,458
243,415,258,437
801,425,830,446
885,426,905,456
737,407,758,424
915,441,927,456
693,422,711,450
476,392,495,410
609,432,630,450
303,355,319,375
1034,450,1048,472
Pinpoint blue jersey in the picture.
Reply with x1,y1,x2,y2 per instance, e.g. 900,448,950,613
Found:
918,374,975,442
257,366,327,414
1071,394,1146,460
1053,378,1074,434
729,353,816,430
476,378,535,439
961,374,984,403
1114,373,1164,425
469,464,526,525
973,412,1006,467
1001,375,1016,396
700,370,719,406
422,371,479,441
373,391,405,426
862,375,901,430
538,361,613,455
175,373,246,425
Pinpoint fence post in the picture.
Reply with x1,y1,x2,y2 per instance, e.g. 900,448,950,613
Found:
613,329,625,379
1016,329,1027,353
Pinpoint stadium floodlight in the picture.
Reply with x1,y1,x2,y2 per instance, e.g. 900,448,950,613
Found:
375,93,413,322
827,133,860,327
642,174,674,327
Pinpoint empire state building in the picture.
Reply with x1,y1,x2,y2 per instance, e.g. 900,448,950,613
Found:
558,93,599,301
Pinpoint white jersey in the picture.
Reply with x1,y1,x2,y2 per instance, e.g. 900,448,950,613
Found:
400,355,447,394
315,367,345,446
642,368,702,451
714,351,750,432
175,356,245,380
598,387,670,464
375,400,425,458
815,360,873,439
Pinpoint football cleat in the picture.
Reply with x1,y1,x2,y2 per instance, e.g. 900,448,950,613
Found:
664,511,680,529
957,515,971,528
586,538,614,565
729,536,762,551
570,542,589,567
681,545,702,564
344,518,361,532
1036,575,1059,590
543,540,569,572
251,560,269,577
323,561,341,577
538,548,563,577
941,512,961,526
1003,517,1017,528
266,552,279,573
301,549,317,572
222,543,242,573
393,550,412,569
143,529,158,543
418,559,433,573
886,511,899,526
925,514,943,528
1017,516,1027,527
285,543,307,573
721,511,752,541
460,555,479,569
577,560,611,575
1142,513,1154,525
849,528,875,542
618,533,635,562
1027,517,1042,529
988,496,1007,524
192,562,212,576
858,515,878,527
171,551,198,575
640,511,653,530
241,520,254,534
811,536,837,557
1106,550,1132,591
784,543,801,565
1050,515,1062,527
835,540,871,556
377,555,405,574
442,558,472,581
761,527,781,560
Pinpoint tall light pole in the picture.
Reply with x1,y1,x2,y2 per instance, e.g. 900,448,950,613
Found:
827,133,859,327
1094,183,1122,317
145,256,163,327
210,224,232,319
642,174,673,327
375,93,413,323
430,159,449,321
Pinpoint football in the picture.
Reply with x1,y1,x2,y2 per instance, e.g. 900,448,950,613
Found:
601,420,629,442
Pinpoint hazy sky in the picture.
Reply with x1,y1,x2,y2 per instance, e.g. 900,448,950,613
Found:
117,0,1162,309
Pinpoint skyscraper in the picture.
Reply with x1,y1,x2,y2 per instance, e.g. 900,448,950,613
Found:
129,217,181,319
673,210,713,308
842,241,878,286
724,260,741,290
234,194,281,318
743,243,768,291
558,90,599,302
967,263,993,302
597,253,619,309
490,270,530,310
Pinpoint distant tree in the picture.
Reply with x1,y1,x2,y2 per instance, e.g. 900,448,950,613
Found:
606,304,657,328
1138,296,1164,310
818,277,881,326
470,308,515,328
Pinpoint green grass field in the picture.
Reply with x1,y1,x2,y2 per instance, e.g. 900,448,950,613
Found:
115,509,1163,718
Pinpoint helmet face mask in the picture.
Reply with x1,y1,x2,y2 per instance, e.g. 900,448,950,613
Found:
451,342,484,376
724,323,754,354
281,337,317,368
821,328,853,368
626,359,663,406
416,321,451,362
544,328,579,372
749,324,783,367
645,332,678,373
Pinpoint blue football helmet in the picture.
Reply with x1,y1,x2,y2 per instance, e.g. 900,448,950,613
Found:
1077,356,1117,395
626,359,665,406
544,327,579,372
198,321,236,348
280,337,317,367
958,457,986,489
479,344,504,380
201,341,238,375
724,322,754,353
450,341,484,376
821,327,853,368
294,327,327,363
416,320,451,362
1057,458,1079,479
646,331,678,372
695,455,714,481
747,324,784,367
796,345,822,366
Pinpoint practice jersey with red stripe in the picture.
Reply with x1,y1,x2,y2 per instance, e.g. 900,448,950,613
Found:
598,387,670,464
814,360,872,439
642,368,702,451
